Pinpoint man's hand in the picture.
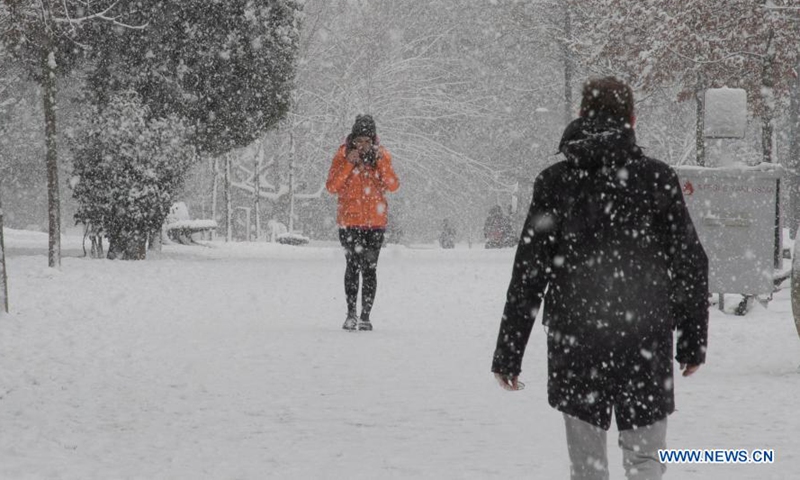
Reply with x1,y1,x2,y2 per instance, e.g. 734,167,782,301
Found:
680,363,701,377
494,373,525,391
346,148,361,164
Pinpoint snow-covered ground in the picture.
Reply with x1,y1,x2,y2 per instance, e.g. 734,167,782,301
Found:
1,228,799,479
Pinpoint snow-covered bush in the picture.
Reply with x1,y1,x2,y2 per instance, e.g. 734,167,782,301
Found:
71,92,197,260
88,0,304,157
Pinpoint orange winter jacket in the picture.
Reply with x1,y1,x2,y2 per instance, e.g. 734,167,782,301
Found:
326,144,399,228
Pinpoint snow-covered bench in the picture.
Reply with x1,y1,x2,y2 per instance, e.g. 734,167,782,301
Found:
163,203,216,245
276,231,310,246
267,219,309,246
164,219,218,245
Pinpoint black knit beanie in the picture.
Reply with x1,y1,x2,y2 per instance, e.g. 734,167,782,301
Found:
351,114,377,140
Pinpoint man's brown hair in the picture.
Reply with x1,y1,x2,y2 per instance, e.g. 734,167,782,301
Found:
579,77,635,122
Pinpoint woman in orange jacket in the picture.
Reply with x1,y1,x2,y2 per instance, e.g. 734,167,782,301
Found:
326,115,399,331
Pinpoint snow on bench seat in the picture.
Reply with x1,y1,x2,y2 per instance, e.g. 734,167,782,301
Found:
165,220,217,244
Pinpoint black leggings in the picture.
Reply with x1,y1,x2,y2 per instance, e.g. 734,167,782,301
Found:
339,228,385,318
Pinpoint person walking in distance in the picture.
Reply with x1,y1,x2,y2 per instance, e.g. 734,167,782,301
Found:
326,115,399,331
439,218,456,249
491,77,708,479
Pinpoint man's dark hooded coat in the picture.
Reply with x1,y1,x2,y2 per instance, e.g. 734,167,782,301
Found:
492,116,709,431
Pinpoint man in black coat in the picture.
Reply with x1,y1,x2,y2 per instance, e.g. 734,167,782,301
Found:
491,77,708,480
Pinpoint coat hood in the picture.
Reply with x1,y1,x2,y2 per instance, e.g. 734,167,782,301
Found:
558,116,642,170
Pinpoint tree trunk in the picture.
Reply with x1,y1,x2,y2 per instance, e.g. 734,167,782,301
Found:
224,154,232,242
109,230,148,260
211,156,219,241
43,47,61,268
0,192,9,314
254,152,261,241
90,234,102,258
288,130,296,233
759,29,780,268
695,77,706,167
792,230,800,340
88,223,104,259
106,230,122,260
149,228,162,252
562,3,573,126
762,112,775,164
116,231,145,260
130,234,147,260
788,60,800,239
761,30,776,164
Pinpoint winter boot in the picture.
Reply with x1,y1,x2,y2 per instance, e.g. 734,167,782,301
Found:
357,314,373,331
342,314,358,331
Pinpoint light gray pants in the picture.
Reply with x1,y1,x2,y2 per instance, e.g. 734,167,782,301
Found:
563,414,667,480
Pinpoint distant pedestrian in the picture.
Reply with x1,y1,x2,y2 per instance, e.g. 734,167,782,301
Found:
326,115,400,331
491,77,708,480
483,205,514,248
439,218,456,249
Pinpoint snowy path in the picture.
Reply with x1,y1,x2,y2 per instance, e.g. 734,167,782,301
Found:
1,237,799,479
